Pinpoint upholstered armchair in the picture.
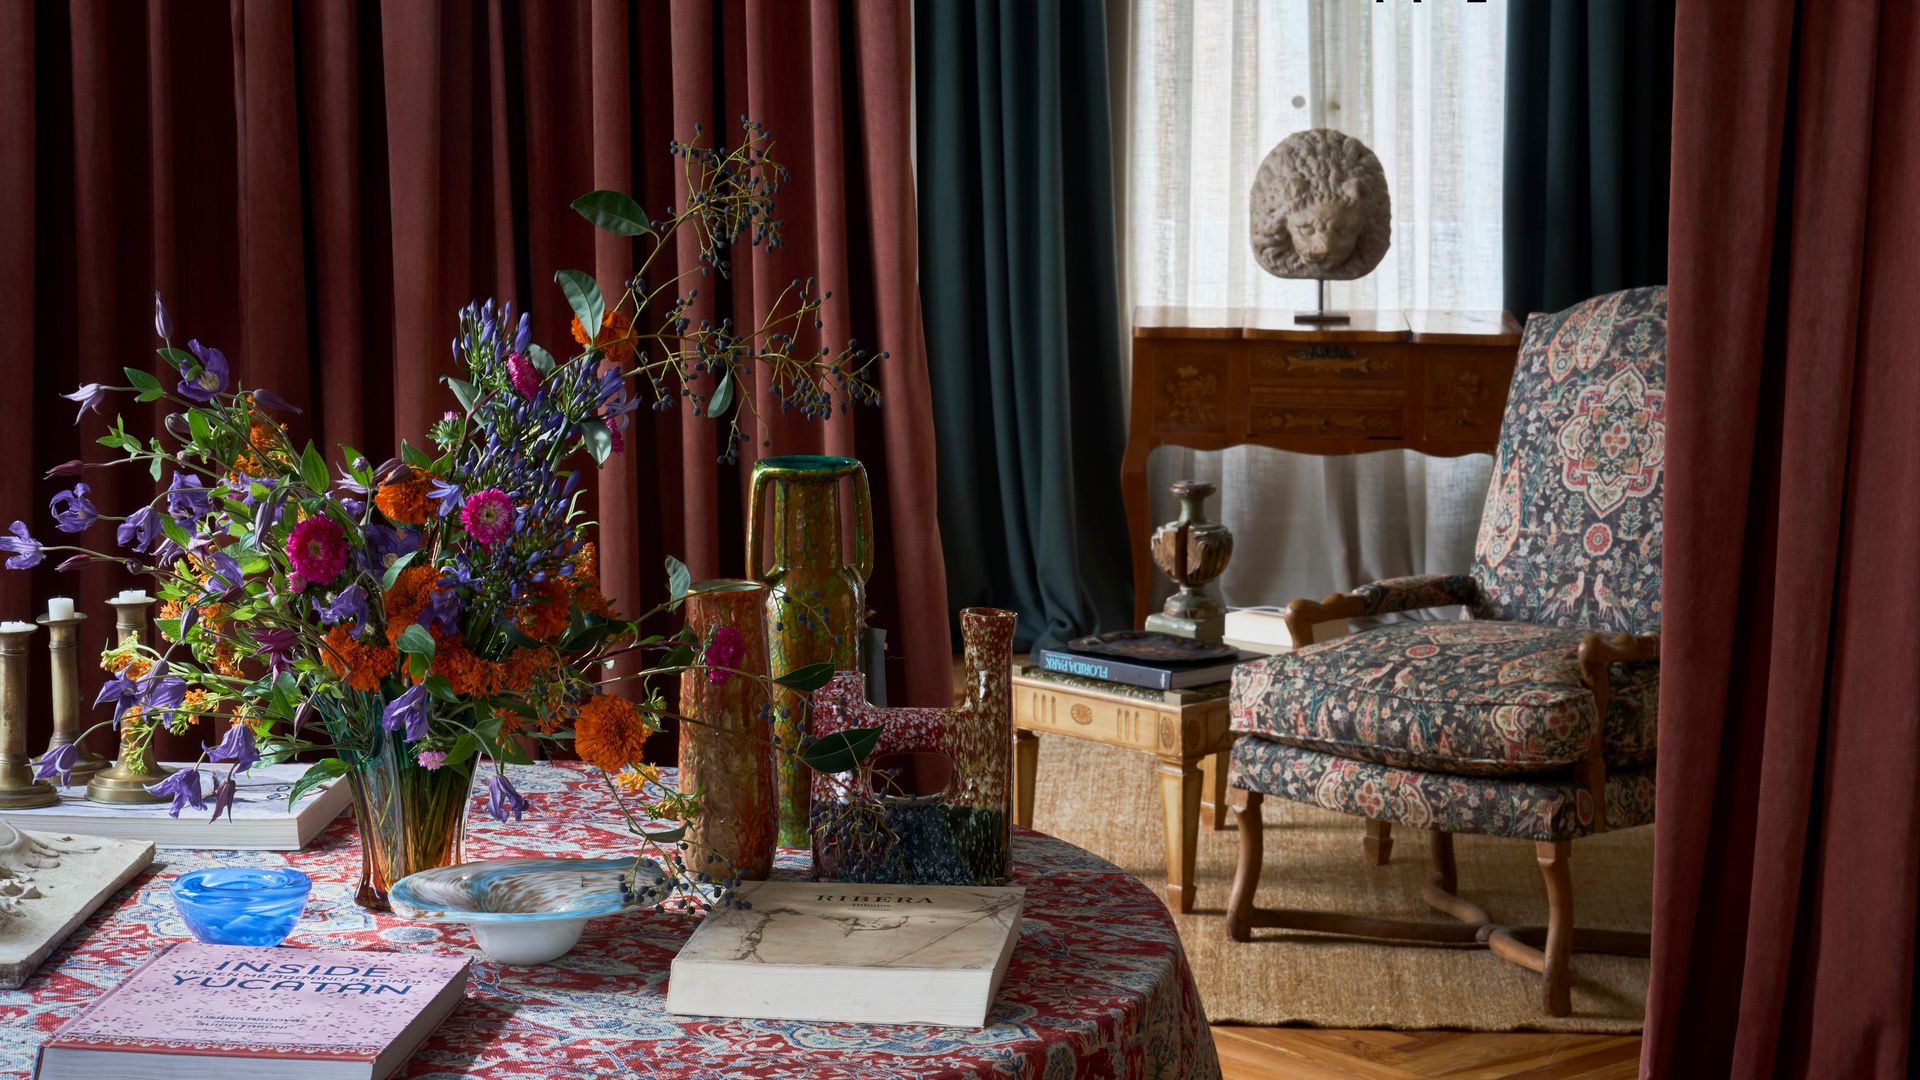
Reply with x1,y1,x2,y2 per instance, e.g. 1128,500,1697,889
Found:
1225,286,1666,1015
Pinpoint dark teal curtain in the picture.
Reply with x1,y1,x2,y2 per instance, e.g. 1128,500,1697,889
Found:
1503,0,1675,319
915,0,1132,653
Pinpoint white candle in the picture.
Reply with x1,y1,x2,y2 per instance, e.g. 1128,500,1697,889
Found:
116,589,150,604
46,597,75,621
0,621,36,633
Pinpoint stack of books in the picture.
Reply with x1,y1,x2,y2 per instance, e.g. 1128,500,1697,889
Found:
1032,631,1257,693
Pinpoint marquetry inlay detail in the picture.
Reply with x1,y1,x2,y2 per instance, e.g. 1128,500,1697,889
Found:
1252,407,1401,437
1254,347,1401,381
1161,364,1220,426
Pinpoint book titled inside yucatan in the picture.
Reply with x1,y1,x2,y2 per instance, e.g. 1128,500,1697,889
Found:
34,942,469,1080
669,881,1025,1028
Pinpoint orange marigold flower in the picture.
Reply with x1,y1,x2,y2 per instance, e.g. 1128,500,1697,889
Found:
428,634,503,698
501,647,557,694
566,543,618,618
574,694,652,774
515,579,572,641
569,309,636,365
375,476,434,525
322,624,396,692
382,564,438,640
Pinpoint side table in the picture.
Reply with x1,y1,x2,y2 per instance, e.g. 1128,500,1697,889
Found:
1011,667,1234,913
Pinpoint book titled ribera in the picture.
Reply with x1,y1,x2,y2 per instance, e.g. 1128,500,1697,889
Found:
34,943,469,1080
1034,646,1252,690
668,881,1025,1027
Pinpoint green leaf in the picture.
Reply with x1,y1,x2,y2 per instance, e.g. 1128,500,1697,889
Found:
637,823,688,845
149,456,163,481
156,346,194,368
554,269,605,341
800,726,884,775
287,758,350,807
446,376,477,414
661,643,696,669
395,624,436,658
423,674,457,702
707,372,735,419
773,662,835,694
380,550,418,592
666,556,691,604
409,651,429,681
526,344,557,375
124,367,160,391
299,442,329,494
570,190,655,237
579,419,612,465
400,440,433,469
186,409,213,447
160,515,192,551
443,732,480,766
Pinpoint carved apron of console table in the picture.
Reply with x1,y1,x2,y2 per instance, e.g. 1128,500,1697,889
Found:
1123,308,1522,628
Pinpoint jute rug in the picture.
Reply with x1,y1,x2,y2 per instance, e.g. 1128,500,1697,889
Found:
1026,735,1651,1032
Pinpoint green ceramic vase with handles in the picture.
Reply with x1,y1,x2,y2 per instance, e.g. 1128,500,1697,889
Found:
748,455,874,845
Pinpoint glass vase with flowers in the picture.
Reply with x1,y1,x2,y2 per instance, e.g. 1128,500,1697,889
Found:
9,120,891,912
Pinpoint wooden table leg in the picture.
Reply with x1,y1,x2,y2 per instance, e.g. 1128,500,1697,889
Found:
1013,729,1039,829
1156,755,1203,913
1199,748,1234,830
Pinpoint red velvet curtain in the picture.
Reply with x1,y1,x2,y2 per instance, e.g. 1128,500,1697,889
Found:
0,0,952,761
1648,1,1920,1074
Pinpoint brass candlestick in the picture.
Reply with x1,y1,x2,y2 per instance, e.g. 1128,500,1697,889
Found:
0,622,57,808
86,597,170,805
1145,480,1235,642
39,609,105,784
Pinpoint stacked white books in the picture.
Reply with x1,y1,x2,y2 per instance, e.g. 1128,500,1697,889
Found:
0,763,348,850
1224,606,1352,654
669,881,1025,1027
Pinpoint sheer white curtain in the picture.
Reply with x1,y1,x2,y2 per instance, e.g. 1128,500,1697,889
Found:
1127,0,1507,613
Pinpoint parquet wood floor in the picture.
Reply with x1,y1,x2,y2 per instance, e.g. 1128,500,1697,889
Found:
1212,1026,1641,1078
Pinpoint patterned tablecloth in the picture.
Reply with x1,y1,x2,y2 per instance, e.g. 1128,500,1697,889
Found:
1,762,1221,1079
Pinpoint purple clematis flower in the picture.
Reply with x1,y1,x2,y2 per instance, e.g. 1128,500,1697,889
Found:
153,291,173,339
485,772,530,823
205,723,260,772
95,671,140,724
382,684,429,743
178,340,231,402
139,673,187,726
166,472,212,523
49,483,98,533
426,479,464,518
209,777,239,823
60,384,111,424
417,581,462,636
255,627,299,677
1,521,43,570
366,524,421,568
32,742,80,788
117,506,162,553
317,584,369,633
145,768,207,818
249,387,301,414
44,460,85,480
202,553,247,597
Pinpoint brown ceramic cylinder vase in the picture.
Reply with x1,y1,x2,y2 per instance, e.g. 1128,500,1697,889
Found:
677,579,777,882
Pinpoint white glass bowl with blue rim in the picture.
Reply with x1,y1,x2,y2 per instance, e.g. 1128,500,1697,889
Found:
388,857,666,964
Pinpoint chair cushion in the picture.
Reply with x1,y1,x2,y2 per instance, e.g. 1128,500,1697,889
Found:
1229,620,1657,776
1229,737,1656,842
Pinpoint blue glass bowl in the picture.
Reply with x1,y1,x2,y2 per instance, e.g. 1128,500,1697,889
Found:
169,867,312,946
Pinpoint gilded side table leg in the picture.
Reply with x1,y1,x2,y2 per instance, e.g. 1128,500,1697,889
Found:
1199,749,1234,831
1012,729,1039,829
1156,754,1203,914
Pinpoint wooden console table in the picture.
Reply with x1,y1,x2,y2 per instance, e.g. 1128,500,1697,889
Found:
1123,308,1522,627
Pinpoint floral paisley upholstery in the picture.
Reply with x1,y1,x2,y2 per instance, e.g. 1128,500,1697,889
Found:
1230,621,1657,776
1230,737,1656,842
1350,574,1482,616
1470,286,1667,635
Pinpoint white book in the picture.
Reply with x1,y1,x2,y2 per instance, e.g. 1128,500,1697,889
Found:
668,881,1025,1028
0,763,348,851
1224,607,1349,654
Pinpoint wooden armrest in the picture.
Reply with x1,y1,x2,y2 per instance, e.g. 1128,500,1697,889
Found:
1281,593,1369,650
1571,632,1658,833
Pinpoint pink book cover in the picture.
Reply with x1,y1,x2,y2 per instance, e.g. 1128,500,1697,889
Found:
42,942,470,1061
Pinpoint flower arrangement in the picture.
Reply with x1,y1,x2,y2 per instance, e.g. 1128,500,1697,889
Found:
10,120,885,908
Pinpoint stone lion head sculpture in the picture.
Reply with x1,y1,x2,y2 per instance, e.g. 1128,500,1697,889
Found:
1249,129,1391,281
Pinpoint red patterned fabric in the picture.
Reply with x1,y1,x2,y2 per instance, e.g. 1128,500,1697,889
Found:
0,762,1220,1080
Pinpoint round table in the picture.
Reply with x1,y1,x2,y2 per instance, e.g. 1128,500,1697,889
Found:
1,762,1221,1079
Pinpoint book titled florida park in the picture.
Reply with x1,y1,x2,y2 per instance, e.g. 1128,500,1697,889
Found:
34,942,469,1080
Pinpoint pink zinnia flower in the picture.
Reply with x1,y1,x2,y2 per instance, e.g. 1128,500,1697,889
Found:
460,488,515,547
285,516,347,583
416,749,448,771
704,625,747,684
506,352,539,400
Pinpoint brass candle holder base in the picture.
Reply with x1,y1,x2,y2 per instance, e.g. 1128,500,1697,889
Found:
0,777,58,809
85,761,173,805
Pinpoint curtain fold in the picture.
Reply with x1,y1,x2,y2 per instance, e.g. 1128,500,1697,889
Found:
915,0,1132,653
1647,1,1920,1074
1501,0,1673,320
0,0,951,765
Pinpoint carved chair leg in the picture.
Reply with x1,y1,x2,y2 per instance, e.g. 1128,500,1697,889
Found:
1537,840,1574,1017
1226,790,1264,942
1364,819,1393,865
1428,830,1457,894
